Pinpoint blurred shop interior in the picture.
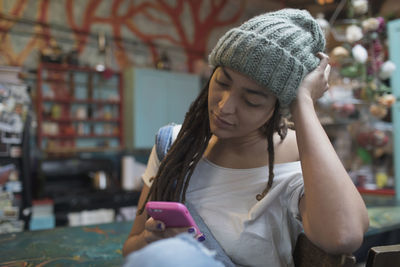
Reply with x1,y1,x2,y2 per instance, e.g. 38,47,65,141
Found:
0,0,400,264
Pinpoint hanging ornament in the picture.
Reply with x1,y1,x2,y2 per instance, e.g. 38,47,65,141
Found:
377,94,396,107
332,46,349,59
369,104,388,119
346,25,363,43
379,61,396,80
376,17,386,33
371,39,384,73
352,0,368,15
331,102,356,117
356,129,389,148
352,44,368,63
362,18,380,32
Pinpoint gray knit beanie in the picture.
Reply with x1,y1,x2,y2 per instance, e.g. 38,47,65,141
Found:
208,8,326,107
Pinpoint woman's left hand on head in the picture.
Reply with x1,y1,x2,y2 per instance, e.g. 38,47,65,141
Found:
294,52,331,105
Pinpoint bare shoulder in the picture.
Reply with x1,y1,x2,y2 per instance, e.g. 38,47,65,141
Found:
274,129,299,164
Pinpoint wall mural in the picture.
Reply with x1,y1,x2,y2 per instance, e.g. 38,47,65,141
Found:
0,0,246,72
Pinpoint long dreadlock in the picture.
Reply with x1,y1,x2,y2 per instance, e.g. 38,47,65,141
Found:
256,101,287,200
138,69,288,214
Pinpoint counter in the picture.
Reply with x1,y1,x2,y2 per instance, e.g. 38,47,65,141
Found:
1,197,399,265
0,221,132,266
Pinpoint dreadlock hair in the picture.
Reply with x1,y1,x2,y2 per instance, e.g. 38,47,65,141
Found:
137,77,212,215
138,68,289,214
256,101,288,200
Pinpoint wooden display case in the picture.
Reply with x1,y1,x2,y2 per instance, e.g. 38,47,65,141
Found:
36,64,123,155
388,19,400,201
123,68,201,150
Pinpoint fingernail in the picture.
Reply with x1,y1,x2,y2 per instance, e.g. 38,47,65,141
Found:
187,227,195,234
197,235,206,242
157,223,163,230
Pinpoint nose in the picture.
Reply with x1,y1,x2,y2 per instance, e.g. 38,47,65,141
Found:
218,90,235,114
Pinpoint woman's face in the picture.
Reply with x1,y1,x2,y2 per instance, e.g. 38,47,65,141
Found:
208,67,277,140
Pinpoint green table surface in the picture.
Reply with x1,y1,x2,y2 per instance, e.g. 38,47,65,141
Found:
1,196,400,266
0,221,133,266
366,206,400,235
362,195,400,236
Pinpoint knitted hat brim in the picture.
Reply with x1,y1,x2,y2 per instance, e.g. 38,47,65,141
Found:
209,28,318,107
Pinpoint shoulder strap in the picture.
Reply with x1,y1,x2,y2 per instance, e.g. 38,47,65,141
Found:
155,124,176,162
155,124,235,266
186,202,236,267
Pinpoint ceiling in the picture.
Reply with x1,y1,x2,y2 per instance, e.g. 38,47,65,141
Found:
245,0,398,51
247,0,394,21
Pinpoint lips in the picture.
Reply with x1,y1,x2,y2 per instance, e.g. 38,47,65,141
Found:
213,112,234,128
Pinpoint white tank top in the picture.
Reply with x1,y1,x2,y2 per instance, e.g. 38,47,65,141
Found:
142,143,304,267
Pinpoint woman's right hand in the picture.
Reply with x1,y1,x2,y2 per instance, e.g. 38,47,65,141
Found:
123,185,205,256
142,217,201,244
294,52,331,105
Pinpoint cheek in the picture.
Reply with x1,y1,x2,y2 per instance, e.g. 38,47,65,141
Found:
264,104,276,119
208,87,220,108
208,91,214,110
240,105,275,128
247,112,270,128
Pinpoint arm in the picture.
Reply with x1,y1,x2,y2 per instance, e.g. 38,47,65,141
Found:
123,187,202,256
123,146,161,256
122,184,151,256
293,53,369,254
123,146,201,256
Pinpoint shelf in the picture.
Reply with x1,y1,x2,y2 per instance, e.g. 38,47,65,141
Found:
42,134,120,139
43,118,120,123
42,97,120,105
42,78,87,86
50,190,140,224
37,64,124,155
44,146,123,154
40,63,120,74
357,187,396,196
42,78,69,84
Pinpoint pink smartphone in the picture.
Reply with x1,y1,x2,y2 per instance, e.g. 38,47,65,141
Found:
145,201,201,235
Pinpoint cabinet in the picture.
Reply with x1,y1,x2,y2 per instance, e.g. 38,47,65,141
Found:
36,64,123,155
123,68,201,149
0,66,32,232
388,19,400,201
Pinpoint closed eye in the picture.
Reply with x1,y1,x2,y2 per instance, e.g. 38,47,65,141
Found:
216,79,229,87
244,99,261,107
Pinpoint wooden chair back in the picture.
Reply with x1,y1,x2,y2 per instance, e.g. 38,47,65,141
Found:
365,244,400,267
293,233,356,267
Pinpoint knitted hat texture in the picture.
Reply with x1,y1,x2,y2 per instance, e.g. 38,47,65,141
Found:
208,8,326,107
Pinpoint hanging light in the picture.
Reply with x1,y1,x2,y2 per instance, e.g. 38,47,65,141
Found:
95,31,107,72
317,0,334,5
316,13,331,37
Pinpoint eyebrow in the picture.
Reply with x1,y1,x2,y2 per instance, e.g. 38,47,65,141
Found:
221,68,268,98
221,67,232,81
243,88,269,98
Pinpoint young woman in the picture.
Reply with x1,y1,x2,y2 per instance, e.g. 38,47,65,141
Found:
123,8,369,266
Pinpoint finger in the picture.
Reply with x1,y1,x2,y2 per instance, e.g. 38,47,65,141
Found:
143,229,164,243
187,227,197,236
164,227,196,238
317,52,329,60
153,227,188,240
196,233,206,242
324,64,331,80
317,52,329,70
145,217,165,232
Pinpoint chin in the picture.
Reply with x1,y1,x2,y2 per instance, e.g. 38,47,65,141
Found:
209,124,233,139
